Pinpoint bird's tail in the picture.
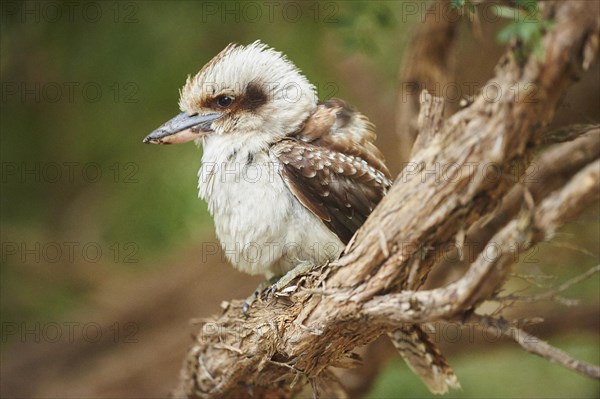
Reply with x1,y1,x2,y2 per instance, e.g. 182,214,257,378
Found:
388,324,461,394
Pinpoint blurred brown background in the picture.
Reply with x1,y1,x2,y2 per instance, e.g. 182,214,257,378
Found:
1,1,598,398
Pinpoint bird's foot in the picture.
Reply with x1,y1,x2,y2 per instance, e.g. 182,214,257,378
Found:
242,261,321,315
262,260,318,300
242,276,279,316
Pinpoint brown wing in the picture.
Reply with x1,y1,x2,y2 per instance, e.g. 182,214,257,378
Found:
295,98,391,179
272,99,391,244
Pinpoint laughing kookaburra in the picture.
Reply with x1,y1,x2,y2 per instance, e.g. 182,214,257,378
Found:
143,41,460,395
144,41,391,278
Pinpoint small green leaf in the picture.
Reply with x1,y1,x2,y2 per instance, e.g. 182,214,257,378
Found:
451,0,465,10
451,0,476,14
493,5,523,20
497,22,521,43
515,0,539,14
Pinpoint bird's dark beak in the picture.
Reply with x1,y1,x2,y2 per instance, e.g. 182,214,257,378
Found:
143,112,222,144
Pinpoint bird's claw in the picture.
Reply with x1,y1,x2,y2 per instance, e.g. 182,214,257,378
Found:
261,284,277,301
242,286,262,316
242,261,318,315
242,281,285,315
242,301,250,316
242,278,277,316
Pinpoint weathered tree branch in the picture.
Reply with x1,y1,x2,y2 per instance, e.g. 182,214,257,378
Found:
363,160,600,324
433,124,599,276
411,90,446,157
173,2,600,397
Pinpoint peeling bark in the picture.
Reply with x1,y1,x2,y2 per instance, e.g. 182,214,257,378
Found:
173,2,600,398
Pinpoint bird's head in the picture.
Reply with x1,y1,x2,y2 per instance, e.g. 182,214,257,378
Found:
144,41,317,145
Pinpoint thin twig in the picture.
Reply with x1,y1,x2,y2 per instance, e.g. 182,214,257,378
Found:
498,265,600,304
470,314,600,380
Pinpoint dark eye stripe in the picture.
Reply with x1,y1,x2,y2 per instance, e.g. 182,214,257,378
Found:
242,83,267,111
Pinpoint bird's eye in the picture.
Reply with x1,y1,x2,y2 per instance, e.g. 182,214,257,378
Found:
216,95,233,108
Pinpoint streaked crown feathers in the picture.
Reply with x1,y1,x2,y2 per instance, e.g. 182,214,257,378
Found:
178,41,318,119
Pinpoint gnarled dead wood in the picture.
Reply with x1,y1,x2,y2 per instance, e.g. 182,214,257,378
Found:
173,2,600,398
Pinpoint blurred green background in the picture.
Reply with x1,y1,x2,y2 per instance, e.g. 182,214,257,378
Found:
1,1,598,398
